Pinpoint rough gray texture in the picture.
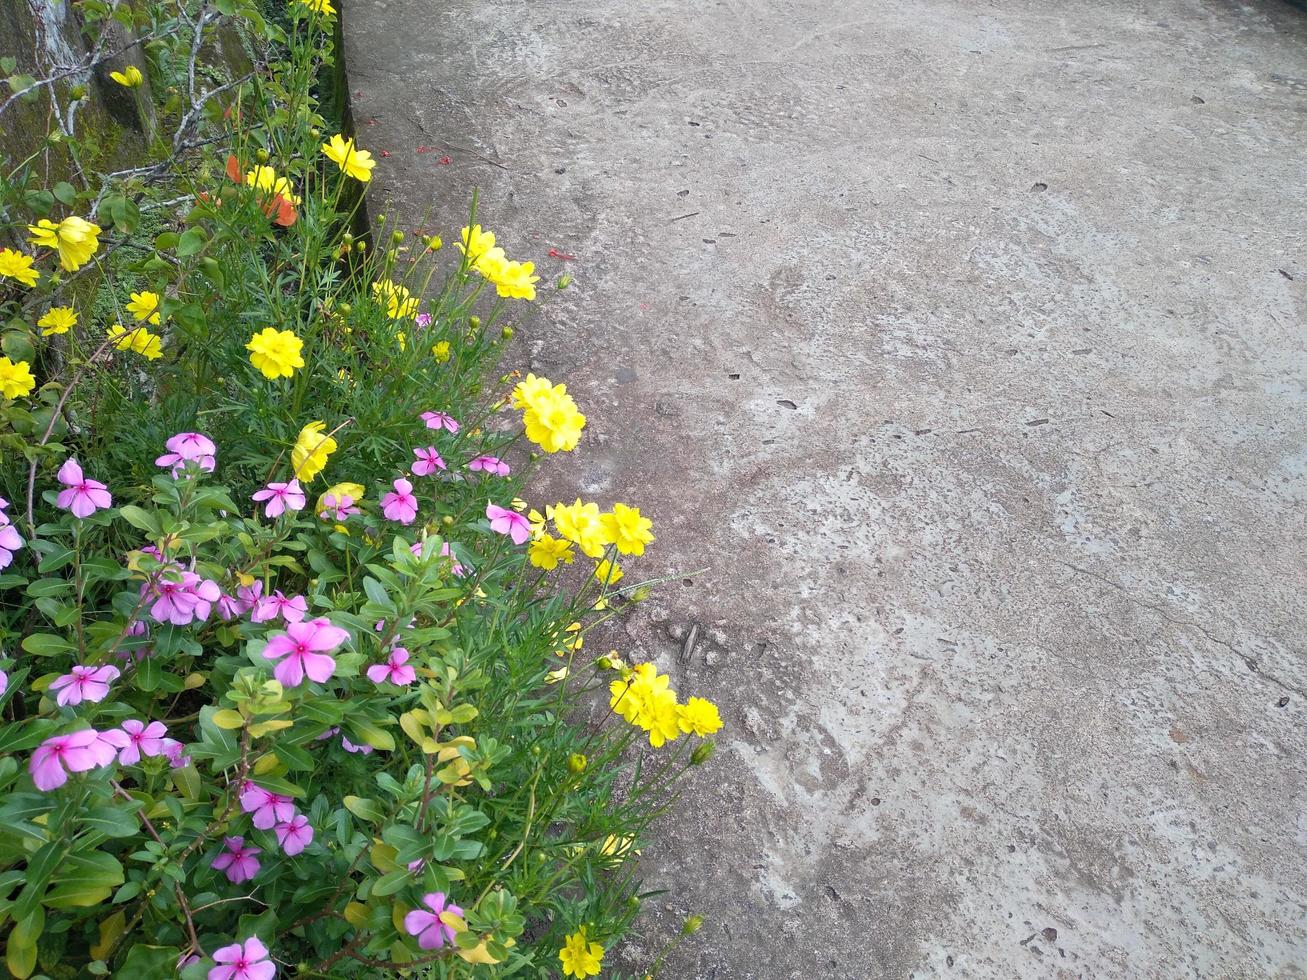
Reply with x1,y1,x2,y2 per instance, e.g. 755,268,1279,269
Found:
343,0,1307,975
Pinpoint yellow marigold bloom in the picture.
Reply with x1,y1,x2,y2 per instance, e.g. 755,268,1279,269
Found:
559,927,604,979
107,324,163,360
677,696,723,737
371,280,418,320
0,357,36,399
457,224,497,263
292,421,338,481
529,534,574,571
28,215,102,272
321,134,374,182
594,559,623,584
294,0,336,15
37,305,77,336
551,499,611,559
431,340,451,363
109,65,143,88
244,165,302,205
599,503,655,557
246,328,305,379
0,248,40,287
126,290,162,325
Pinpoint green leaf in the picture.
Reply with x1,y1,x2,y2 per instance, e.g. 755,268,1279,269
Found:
371,869,409,896
82,803,142,839
43,850,124,908
25,578,72,598
273,742,313,771
136,657,162,692
0,719,61,754
119,944,180,979
52,181,76,206
342,795,384,822
36,545,75,573
176,228,206,256
20,633,75,657
117,505,160,535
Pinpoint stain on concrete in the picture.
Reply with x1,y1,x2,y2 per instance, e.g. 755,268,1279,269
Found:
343,0,1307,975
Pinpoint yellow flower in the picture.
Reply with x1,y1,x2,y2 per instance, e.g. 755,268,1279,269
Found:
106,324,163,360
371,280,418,320
37,306,77,336
294,0,336,16
317,481,364,514
559,927,604,979
431,340,451,363
0,248,40,287
545,665,570,684
0,357,36,399
126,290,162,325
527,507,552,538
28,216,102,271
478,254,539,300
109,65,143,88
598,834,638,863
291,421,338,481
551,621,583,656
246,328,304,380
514,375,587,453
599,503,654,556
321,134,375,182
594,559,623,584
677,696,723,737
552,500,611,559
456,224,497,263
609,663,681,747
244,165,302,205
529,534,574,571
395,331,406,351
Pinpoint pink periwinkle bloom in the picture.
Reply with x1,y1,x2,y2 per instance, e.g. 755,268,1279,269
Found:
161,737,190,768
486,503,531,545
274,814,314,856
420,410,459,433
0,669,6,697
116,719,168,765
217,581,264,621
403,891,465,950
212,836,261,884
411,446,446,477
0,515,22,570
318,492,359,522
55,458,112,518
251,590,307,625
415,312,433,329
240,783,296,830
49,664,120,706
381,478,419,524
145,571,221,626
113,619,153,663
252,479,306,518
366,647,416,686
155,432,216,476
29,728,115,791
260,617,348,687
179,952,200,971
208,936,274,980
467,455,510,477
341,735,373,755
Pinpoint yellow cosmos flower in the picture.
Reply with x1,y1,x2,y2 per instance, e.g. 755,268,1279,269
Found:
28,215,102,272
476,250,539,300
37,306,77,336
246,328,305,380
677,697,723,737
599,503,655,556
610,663,681,747
559,927,604,979
106,324,163,360
293,0,336,15
529,534,574,571
431,340,451,363
291,421,337,481
126,290,162,325
552,499,611,559
594,559,623,584
456,224,497,263
244,165,302,205
109,65,143,88
513,375,586,453
0,357,36,399
370,280,418,320
317,481,364,515
321,134,375,182
0,248,40,287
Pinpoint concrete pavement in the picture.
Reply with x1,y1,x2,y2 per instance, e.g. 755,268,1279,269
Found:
343,1,1307,975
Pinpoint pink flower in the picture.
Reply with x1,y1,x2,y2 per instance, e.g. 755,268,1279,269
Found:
366,647,416,686
55,458,112,518
486,503,531,545
49,664,120,706
212,836,261,883
467,455,509,477
251,590,307,624
440,541,466,577
381,478,418,524
240,784,296,830
0,669,6,696
0,516,23,570
341,735,373,755
160,737,190,768
117,719,167,765
260,617,348,687
155,432,216,476
403,891,465,950
274,814,314,856
252,479,305,518
420,411,459,433
218,581,264,620
318,492,359,522
146,571,221,626
415,312,433,329
411,446,446,477
208,937,274,980
29,729,109,790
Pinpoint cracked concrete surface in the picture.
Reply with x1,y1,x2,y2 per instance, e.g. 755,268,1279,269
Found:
343,0,1307,975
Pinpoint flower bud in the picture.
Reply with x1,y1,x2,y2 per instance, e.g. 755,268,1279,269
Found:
690,741,715,765
630,585,652,602
375,213,386,226
425,235,443,251
391,230,404,244
568,753,587,774
356,240,367,252
441,514,454,526
501,326,514,339
682,915,704,935
69,83,87,100
255,148,269,163
337,302,351,315
310,127,321,138
468,315,480,329
558,274,572,289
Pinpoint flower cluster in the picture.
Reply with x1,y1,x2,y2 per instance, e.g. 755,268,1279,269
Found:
513,373,587,453
609,661,723,748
